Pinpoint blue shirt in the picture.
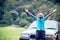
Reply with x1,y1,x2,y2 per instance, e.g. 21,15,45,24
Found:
34,16,47,30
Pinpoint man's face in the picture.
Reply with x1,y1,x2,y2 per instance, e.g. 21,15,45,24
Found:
37,13,44,18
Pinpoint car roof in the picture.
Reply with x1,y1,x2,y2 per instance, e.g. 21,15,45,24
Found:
29,20,58,28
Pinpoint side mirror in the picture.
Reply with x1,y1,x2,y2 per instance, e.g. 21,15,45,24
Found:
25,26,28,29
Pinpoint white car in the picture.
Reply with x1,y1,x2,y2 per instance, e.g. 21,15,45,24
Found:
20,20,59,40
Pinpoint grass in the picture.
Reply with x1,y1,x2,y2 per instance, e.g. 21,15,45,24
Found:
0,26,25,40
0,25,60,40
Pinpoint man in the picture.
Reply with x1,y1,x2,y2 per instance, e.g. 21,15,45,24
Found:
24,8,56,40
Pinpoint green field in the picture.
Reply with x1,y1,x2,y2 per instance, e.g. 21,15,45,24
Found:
0,27,25,40
0,26,60,40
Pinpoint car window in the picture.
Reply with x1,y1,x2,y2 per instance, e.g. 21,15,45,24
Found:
45,20,58,29
28,21,37,29
28,20,58,29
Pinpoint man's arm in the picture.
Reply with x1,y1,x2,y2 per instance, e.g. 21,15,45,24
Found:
46,9,56,18
24,8,35,18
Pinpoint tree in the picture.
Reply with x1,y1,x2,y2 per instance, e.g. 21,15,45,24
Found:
1,0,60,27
0,0,5,20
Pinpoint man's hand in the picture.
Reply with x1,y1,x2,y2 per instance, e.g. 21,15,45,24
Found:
46,9,57,18
24,8,35,18
51,9,56,13
25,8,29,12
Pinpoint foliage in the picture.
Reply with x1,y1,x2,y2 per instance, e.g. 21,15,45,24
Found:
0,0,60,27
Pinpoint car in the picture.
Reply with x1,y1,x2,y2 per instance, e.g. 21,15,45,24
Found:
20,20,59,40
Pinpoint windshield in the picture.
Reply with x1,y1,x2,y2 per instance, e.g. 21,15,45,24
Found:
28,20,58,29
28,21,37,29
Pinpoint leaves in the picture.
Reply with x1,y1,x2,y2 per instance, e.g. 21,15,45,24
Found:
0,0,60,27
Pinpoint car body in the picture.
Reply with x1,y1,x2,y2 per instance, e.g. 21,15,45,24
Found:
20,20,59,40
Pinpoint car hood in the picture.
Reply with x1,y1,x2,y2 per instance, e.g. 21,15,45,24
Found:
22,29,58,35
22,29,36,35
45,29,58,35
